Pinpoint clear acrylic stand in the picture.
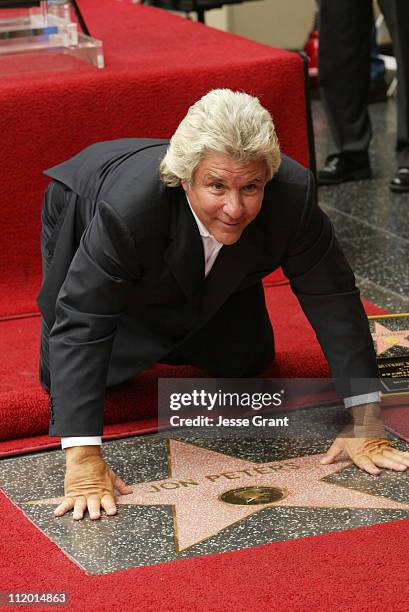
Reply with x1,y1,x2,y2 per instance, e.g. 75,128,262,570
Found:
0,0,104,71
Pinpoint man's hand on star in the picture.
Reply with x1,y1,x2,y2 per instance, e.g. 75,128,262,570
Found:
321,436,409,476
321,401,409,476
54,446,133,520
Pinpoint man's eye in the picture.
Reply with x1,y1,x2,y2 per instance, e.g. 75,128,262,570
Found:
211,183,224,190
243,184,257,192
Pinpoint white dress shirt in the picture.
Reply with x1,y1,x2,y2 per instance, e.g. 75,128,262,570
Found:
61,197,380,449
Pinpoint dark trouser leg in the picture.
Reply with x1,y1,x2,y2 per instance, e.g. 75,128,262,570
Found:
165,283,275,377
319,0,373,156
379,0,409,166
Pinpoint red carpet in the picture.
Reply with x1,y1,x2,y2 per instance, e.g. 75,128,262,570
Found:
383,406,409,442
1,486,409,611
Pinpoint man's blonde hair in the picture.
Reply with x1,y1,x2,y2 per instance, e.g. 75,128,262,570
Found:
159,89,281,187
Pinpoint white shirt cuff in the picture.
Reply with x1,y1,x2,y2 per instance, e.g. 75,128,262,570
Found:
343,392,381,409
61,436,102,449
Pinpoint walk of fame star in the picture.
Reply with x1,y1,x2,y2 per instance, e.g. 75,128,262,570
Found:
371,321,409,356
29,439,409,553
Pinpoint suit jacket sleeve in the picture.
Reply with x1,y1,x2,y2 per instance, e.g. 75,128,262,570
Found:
282,170,379,398
48,200,140,436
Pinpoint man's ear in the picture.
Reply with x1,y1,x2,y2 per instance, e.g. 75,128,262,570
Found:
181,181,189,193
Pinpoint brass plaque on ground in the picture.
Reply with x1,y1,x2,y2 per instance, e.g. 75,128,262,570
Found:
219,486,288,505
368,313,409,399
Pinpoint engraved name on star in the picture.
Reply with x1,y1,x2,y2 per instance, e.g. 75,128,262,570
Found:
28,439,409,552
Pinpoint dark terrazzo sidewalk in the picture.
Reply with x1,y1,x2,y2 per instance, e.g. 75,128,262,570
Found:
313,97,409,312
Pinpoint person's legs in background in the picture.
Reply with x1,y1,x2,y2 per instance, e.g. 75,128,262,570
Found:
369,22,387,103
379,0,409,191
318,0,373,185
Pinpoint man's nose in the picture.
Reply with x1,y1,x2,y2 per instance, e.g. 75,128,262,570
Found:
223,192,243,219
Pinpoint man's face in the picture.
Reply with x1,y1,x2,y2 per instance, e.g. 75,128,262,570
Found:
181,152,267,245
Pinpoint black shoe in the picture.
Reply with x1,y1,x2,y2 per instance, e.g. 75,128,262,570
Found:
318,154,372,186
390,167,409,193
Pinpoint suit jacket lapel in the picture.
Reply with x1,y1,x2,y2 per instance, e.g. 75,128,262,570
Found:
164,189,204,304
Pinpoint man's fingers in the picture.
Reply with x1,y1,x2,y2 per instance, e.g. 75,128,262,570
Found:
87,494,102,520
371,453,408,472
56,494,118,519
382,448,409,465
320,439,344,464
353,455,381,476
111,472,133,495
101,493,117,516
73,496,87,520
54,497,74,517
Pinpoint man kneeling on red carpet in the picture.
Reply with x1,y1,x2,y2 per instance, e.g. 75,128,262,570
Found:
37,89,409,520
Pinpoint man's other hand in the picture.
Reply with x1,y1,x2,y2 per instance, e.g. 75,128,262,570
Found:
54,445,133,520
321,436,409,476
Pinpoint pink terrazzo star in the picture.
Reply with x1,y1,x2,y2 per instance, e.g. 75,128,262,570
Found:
30,439,409,552
372,321,409,356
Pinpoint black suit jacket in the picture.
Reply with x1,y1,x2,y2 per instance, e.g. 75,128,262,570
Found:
37,138,379,436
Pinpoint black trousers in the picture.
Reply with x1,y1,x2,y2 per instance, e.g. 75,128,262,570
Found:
161,283,275,378
39,181,275,393
319,0,409,166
